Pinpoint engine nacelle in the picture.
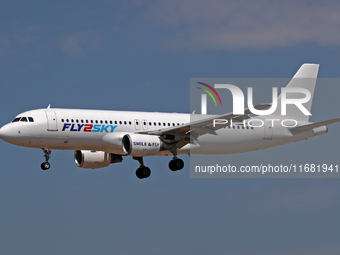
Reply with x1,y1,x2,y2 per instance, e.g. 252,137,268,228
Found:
74,150,122,169
122,134,170,156
102,132,127,155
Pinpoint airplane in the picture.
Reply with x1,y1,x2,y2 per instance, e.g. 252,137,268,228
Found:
0,63,339,179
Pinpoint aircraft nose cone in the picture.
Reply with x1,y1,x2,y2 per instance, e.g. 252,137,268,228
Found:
0,124,11,140
0,124,22,145
0,126,4,139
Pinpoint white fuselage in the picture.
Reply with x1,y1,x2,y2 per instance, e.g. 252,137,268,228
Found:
0,108,324,156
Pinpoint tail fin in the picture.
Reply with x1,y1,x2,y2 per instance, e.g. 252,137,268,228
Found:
272,63,319,122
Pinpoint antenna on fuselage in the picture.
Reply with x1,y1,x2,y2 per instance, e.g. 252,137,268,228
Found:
47,104,51,109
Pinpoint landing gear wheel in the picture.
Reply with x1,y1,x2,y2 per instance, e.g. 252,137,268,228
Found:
41,148,52,171
41,162,50,170
169,158,184,171
136,167,151,179
133,157,151,179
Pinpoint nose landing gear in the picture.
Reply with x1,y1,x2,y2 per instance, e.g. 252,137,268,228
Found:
41,148,51,170
41,162,50,170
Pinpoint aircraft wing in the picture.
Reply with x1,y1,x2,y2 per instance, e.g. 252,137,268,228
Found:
289,118,340,132
137,103,271,148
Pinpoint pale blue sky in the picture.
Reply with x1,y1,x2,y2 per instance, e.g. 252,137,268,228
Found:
1,1,340,254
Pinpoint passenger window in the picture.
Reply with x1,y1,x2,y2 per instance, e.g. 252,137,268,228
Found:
76,119,79,123
28,117,34,122
20,117,28,122
149,122,152,126
66,119,69,122
124,121,127,125
12,117,21,123
86,120,88,123
105,120,108,124
168,123,170,126
129,121,132,125
61,119,64,122
95,120,98,124
81,120,84,123
163,123,166,126
154,122,156,126
115,121,117,124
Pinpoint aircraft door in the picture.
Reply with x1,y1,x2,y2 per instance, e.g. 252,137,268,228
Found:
46,111,58,131
263,120,273,140
142,119,148,130
134,119,140,130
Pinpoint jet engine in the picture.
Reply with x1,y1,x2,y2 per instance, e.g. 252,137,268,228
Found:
74,150,122,169
122,133,171,157
102,132,128,155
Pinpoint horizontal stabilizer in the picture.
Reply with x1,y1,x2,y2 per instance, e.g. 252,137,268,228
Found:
289,118,340,131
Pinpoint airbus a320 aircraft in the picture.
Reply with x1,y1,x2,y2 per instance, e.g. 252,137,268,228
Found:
0,64,339,179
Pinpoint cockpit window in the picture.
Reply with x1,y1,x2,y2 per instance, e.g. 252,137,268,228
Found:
12,117,21,123
11,116,34,123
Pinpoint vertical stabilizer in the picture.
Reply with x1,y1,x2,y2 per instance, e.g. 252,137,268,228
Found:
272,63,319,122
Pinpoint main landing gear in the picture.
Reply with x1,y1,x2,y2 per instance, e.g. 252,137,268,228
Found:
169,158,184,171
133,157,151,179
168,144,184,171
41,148,51,170
133,145,184,179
